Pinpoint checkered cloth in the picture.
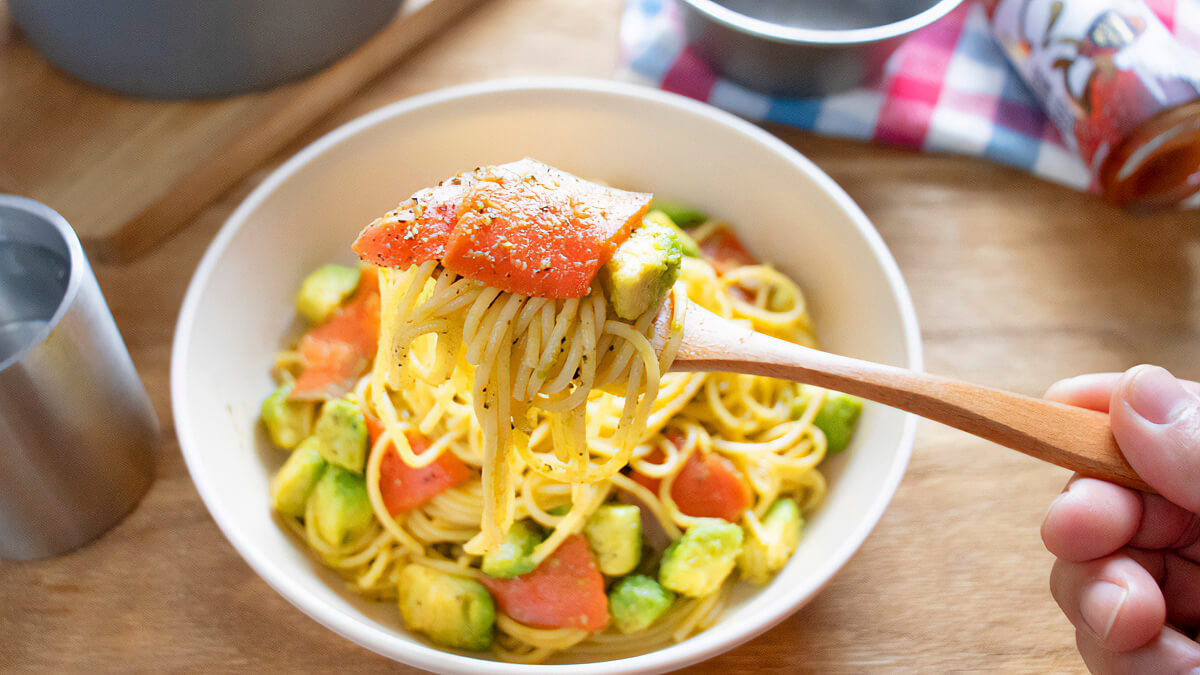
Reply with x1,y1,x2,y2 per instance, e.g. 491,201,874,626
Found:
621,0,1200,193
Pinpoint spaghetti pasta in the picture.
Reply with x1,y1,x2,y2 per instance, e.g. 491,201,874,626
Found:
260,169,859,662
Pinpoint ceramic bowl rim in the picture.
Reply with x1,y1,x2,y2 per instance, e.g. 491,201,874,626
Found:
679,0,965,45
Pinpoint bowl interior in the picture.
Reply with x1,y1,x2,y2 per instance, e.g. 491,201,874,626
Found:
173,79,920,675
713,0,943,31
683,0,963,43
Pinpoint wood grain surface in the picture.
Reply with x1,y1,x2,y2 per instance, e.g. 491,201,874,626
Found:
3,0,1199,673
0,0,490,262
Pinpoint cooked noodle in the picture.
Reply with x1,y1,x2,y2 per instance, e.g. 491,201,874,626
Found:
272,221,832,662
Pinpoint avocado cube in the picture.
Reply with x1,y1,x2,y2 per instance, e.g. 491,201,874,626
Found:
760,498,803,566
481,520,542,578
398,564,496,651
309,465,374,546
609,574,674,633
296,264,361,324
312,398,368,473
813,391,863,454
645,210,701,257
260,381,316,450
598,218,684,321
738,498,803,584
658,518,743,598
584,504,642,576
649,200,708,229
270,437,328,518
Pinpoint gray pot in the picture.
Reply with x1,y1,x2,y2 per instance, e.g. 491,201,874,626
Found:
9,0,403,99
679,0,964,97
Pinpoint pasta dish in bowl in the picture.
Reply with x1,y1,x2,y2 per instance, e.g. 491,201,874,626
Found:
172,78,921,674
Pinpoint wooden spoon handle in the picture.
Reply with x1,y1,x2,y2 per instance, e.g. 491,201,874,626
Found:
673,305,1149,493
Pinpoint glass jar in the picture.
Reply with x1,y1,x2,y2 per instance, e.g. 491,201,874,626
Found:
988,0,1200,209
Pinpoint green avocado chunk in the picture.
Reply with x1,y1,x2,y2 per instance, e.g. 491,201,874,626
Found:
738,498,804,585
649,200,708,229
481,520,542,578
270,437,328,518
812,391,863,454
599,218,684,321
658,518,743,598
312,398,368,473
645,210,701,257
398,564,496,651
309,465,374,546
296,264,361,324
609,574,675,633
260,381,316,450
584,504,642,576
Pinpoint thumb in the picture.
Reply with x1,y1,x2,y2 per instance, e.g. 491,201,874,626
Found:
1110,365,1200,513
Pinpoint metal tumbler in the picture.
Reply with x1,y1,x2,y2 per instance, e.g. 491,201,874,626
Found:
0,195,157,559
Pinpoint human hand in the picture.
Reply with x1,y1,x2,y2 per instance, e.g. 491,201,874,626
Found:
1042,365,1200,674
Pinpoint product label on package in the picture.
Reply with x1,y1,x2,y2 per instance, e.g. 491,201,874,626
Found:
990,0,1200,172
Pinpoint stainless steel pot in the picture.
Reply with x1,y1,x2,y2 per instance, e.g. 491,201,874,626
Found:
679,0,965,97
8,0,404,99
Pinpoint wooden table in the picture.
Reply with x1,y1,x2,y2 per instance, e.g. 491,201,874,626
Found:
3,1,1197,672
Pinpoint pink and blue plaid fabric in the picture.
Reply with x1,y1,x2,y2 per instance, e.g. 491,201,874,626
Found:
620,0,1200,193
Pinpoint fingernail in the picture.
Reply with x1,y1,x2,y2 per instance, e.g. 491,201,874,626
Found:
1080,580,1127,640
1127,366,1192,425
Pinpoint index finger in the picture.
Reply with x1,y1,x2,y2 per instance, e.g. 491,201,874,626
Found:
1043,476,1142,562
1045,372,1200,413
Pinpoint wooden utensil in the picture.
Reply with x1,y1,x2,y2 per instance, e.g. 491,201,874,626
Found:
659,299,1150,493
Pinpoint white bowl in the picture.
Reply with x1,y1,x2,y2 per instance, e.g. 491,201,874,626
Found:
172,77,922,674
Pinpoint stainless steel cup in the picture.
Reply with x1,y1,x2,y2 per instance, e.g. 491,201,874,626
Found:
0,196,158,559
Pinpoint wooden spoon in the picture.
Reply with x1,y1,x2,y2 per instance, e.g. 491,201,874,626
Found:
655,298,1149,493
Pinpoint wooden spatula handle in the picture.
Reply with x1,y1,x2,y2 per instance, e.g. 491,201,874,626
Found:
673,306,1150,493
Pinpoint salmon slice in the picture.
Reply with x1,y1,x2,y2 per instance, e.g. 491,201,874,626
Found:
290,268,380,399
353,159,652,298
